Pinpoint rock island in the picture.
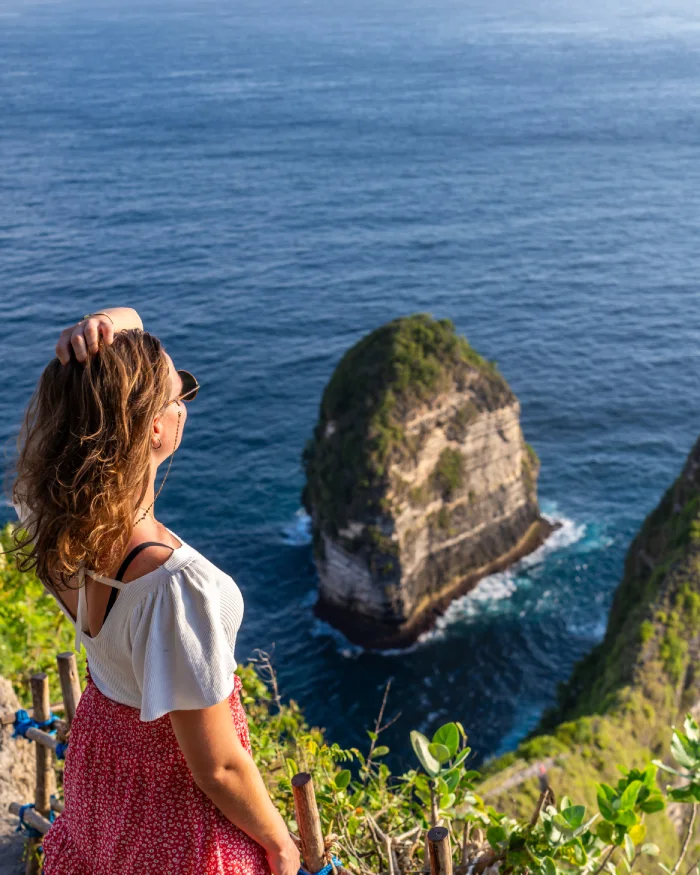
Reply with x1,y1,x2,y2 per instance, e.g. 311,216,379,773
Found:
301,314,554,649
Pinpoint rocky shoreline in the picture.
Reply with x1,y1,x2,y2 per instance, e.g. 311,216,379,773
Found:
313,516,557,649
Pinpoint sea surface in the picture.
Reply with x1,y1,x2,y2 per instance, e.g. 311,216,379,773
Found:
1,0,699,772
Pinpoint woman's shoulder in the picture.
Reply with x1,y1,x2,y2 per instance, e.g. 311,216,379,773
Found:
135,535,243,616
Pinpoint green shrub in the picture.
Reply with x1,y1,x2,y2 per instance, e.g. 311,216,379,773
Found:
430,448,465,500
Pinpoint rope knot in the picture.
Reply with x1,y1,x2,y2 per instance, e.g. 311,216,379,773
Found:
12,709,59,739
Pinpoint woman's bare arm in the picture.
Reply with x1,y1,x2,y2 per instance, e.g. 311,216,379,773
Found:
55,307,143,364
169,698,301,875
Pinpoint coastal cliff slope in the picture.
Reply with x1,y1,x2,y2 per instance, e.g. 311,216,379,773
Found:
302,314,552,648
479,433,700,863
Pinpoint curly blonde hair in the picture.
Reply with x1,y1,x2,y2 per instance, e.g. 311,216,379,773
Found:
7,329,171,591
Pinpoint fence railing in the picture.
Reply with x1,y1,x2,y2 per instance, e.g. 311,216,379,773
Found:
4,653,455,875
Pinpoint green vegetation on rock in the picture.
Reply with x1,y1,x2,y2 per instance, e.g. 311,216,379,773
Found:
431,447,465,501
302,314,511,541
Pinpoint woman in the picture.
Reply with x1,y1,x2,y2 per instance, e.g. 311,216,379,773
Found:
9,307,301,875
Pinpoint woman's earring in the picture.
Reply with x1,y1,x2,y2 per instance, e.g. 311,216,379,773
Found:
153,437,162,450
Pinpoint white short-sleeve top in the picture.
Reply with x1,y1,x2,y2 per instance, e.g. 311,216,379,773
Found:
13,501,244,722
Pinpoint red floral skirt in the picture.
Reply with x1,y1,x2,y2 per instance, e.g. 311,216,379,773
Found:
42,668,272,875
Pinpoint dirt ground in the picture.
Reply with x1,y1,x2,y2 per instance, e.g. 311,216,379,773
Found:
0,814,25,875
0,677,38,875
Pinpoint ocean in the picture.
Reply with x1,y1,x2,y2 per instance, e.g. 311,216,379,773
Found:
1,0,699,772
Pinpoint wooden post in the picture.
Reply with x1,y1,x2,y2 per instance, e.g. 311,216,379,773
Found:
26,673,55,874
0,703,64,726
30,673,55,816
427,826,452,875
57,652,81,726
292,773,326,875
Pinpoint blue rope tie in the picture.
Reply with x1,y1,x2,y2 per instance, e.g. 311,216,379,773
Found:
15,803,42,839
12,709,60,740
298,855,344,875
55,741,68,760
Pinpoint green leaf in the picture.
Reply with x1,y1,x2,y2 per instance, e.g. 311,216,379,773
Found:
561,805,585,829
597,788,616,821
373,745,390,757
486,825,507,848
613,825,628,847
671,732,698,771
367,730,378,742
432,723,460,758
439,793,456,810
410,731,440,777
669,786,696,803
596,820,613,845
641,843,660,857
620,781,642,810
642,765,657,788
614,810,637,827
599,783,617,801
544,856,557,875
639,796,665,814
442,768,460,792
572,837,587,865
428,743,452,764
624,833,635,862
452,748,472,769
684,714,700,743
334,769,351,790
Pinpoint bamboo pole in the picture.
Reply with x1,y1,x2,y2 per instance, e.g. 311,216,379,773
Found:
0,703,65,726
24,726,61,753
24,673,55,875
292,773,326,875
427,826,452,875
56,652,81,726
8,802,52,837
30,674,55,816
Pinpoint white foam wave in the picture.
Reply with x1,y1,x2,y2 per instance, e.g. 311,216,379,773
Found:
415,508,587,646
305,504,595,657
520,512,587,568
281,508,312,546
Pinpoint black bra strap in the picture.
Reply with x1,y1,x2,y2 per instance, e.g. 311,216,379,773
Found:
103,541,173,624
115,541,173,582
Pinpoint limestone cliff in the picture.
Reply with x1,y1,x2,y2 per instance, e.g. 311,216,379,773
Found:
479,433,700,868
301,314,553,648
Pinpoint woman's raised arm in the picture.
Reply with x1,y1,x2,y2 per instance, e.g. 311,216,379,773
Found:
55,307,143,365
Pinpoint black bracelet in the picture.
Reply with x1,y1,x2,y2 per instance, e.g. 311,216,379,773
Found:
83,311,115,326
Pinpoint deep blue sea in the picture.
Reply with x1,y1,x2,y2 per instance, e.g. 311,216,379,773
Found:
1,0,699,772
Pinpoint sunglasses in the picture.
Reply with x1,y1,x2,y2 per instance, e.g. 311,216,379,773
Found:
166,369,200,406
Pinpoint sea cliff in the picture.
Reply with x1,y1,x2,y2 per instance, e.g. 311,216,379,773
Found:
302,313,553,648
479,432,700,865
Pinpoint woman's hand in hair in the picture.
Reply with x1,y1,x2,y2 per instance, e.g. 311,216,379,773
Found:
55,307,143,365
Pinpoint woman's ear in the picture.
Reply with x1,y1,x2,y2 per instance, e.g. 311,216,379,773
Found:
152,415,165,449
